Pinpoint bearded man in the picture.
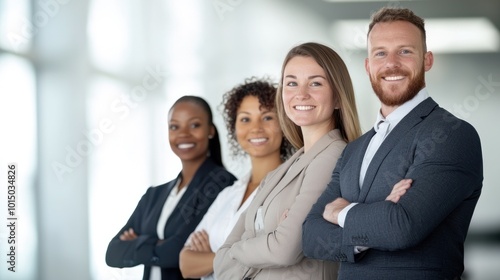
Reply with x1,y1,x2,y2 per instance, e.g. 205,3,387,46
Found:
303,7,483,280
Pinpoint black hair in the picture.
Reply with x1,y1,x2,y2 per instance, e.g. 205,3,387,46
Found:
171,95,224,167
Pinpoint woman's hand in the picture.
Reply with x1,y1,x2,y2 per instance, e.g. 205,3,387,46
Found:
385,179,412,203
119,228,138,241
189,230,212,252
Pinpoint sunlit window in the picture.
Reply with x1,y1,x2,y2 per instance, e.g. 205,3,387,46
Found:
0,54,37,280
0,0,32,52
87,75,153,279
87,0,206,278
0,2,36,280
87,0,134,73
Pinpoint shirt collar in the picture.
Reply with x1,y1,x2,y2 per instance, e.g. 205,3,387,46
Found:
373,88,429,132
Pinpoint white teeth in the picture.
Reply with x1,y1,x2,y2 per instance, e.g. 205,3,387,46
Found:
178,143,195,149
295,105,315,111
384,76,404,81
249,138,267,143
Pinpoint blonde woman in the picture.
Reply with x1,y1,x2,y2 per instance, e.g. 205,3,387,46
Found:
214,42,362,280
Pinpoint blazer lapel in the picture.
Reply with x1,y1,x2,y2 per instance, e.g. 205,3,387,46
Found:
245,130,342,235
173,158,216,206
146,178,178,233
249,149,302,211
164,158,217,232
344,130,375,201
359,98,438,200
242,148,303,237
260,130,340,213
279,131,339,194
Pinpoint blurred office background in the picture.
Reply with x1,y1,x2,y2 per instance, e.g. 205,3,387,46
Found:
0,0,498,279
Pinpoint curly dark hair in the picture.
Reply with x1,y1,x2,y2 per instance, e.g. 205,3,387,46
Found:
220,76,295,161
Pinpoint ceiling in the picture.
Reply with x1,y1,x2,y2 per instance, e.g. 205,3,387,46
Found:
288,0,500,32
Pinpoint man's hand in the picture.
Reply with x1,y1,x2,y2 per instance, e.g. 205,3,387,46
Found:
323,197,350,225
386,179,412,203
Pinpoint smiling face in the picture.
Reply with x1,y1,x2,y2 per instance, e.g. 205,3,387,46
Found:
235,95,283,160
282,55,336,132
365,20,433,111
168,101,214,164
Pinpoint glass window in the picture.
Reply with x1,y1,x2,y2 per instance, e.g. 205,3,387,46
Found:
0,53,37,280
87,75,153,280
0,0,32,52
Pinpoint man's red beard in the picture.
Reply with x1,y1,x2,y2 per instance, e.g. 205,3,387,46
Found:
370,66,425,106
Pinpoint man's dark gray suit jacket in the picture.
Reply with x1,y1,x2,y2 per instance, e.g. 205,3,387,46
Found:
303,97,483,280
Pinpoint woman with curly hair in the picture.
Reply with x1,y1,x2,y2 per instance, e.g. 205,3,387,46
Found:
179,77,293,280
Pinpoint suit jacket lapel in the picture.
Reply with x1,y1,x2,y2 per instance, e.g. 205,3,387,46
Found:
245,130,341,235
276,131,339,196
165,158,217,232
174,158,216,205
359,98,438,201
259,130,340,214
343,130,375,201
146,178,177,235
248,149,302,217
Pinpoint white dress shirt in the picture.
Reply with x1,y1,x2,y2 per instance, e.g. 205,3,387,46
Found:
186,172,256,280
338,88,430,229
150,179,187,280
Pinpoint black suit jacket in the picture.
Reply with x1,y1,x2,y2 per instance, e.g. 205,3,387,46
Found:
106,158,236,280
303,98,483,279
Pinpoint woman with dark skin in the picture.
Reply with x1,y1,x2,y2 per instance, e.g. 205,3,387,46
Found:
105,95,237,280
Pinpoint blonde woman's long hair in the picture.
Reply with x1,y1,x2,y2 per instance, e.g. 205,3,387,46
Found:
276,42,362,149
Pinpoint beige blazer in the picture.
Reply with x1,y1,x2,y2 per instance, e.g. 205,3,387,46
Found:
214,130,345,280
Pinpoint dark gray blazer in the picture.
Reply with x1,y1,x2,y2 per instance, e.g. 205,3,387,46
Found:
303,98,483,280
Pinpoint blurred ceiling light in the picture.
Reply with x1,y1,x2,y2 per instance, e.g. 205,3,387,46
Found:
0,0,32,52
331,18,500,53
325,0,416,1
87,0,131,72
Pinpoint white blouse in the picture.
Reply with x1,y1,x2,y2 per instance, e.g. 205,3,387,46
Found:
150,179,187,280
186,172,256,280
